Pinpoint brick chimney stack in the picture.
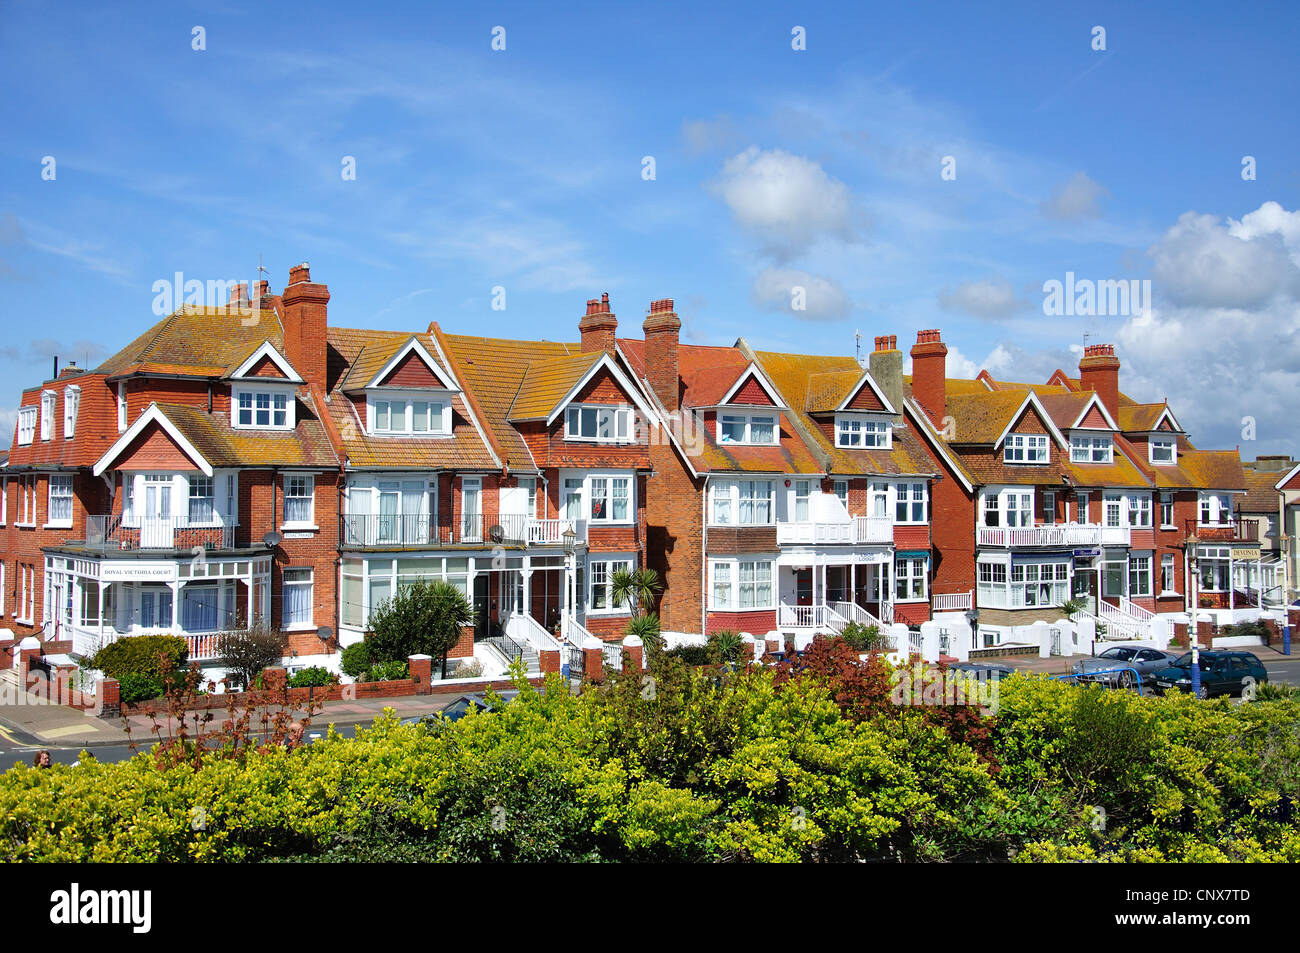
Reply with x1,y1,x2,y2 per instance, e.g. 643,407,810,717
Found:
579,292,618,354
868,334,903,418
227,282,250,309
910,329,947,424
280,262,330,391
643,298,681,412
1078,344,1120,422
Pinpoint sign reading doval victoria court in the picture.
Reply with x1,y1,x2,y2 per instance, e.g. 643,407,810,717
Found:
99,562,178,582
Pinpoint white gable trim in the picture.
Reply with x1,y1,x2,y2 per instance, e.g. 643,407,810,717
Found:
1144,406,1182,434
230,341,304,383
93,404,213,477
835,371,897,415
545,352,660,428
903,398,973,493
1274,461,1300,492
719,363,786,409
1069,393,1119,431
994,393,1068,451
367,337,460,391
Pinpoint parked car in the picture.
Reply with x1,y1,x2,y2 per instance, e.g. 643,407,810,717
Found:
400,690,520,728
947,661,1017,681
1072,646,1177,688
1151,652,1268,699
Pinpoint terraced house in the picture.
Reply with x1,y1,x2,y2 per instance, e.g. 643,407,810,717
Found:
901,334,1252,647
0,270,1260,678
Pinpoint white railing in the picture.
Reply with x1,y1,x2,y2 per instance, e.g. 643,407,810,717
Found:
777,604,848,633
1071,606,1145,641
565,617,603,650
830,600,884,630
186,632,223,660
1118,596,1155,622
908,629,923,654
777,516,892,545
86,514,236,552
932,590,973,612
977,524,1131,548
506,611,560,651
601,641,623,671
496,515,583,546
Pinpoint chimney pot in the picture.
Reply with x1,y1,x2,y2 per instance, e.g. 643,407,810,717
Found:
579,292,618,353
910,328,948,423
1078,343,1121,421
643,297,681,411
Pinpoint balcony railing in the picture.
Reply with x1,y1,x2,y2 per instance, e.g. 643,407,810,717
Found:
777,516,892,545
341,513,583,548
931,590,973,612
977,523,1130,548
777,603,849,632
84,515,236,553
1186,517,1258,542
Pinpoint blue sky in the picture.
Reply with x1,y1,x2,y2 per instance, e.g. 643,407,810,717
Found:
2,0,1299,454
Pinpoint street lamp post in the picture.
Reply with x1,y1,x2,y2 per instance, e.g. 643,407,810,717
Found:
1188,531,1202,698
561,527,577,645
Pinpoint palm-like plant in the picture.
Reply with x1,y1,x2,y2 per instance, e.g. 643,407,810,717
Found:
610,567,663,617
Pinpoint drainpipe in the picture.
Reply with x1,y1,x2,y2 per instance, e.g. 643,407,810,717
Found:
701,474,710,637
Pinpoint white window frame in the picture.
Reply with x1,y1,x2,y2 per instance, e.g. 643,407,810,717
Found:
188,475,216,525
283,474,316,528
1125,494,1152,528
1149,437,1176,465
40,390,55,441
1074,491,1091,525
564,405,634,444
708,556,775,611
718,411,778,447
46,474,73,529
894,555,929,602
833,479,849,509
63,385,80,439
1070,434,1113,464
1197,545,1231,592
368,391,452,436
0,477,6,526
834,414,890,449
980,488,1031,528
1042,490,1057,525
587,555,635,614
1160,492,1174,529
1128,555,1152,598
709,479,775,526
17,475,37,526
1003,433,1049,464
587,474,633,524
894,481,928,524
1160,553,1177,595
17,406,37,446
282,567,315,630
117,381,128,433
232,383,296,431
1199,492,1232,526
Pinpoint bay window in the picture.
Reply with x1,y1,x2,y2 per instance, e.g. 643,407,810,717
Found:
1197,546,1231,592
710,479,774,526
589,557,634,612
981,488,1031,528
894,556,928,601
1199,493,1231,526
181,585,219,632
709,558,773,610
980,559,1069,608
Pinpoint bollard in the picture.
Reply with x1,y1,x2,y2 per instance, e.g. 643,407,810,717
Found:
1285,624,1292,657
1190,645,1202,698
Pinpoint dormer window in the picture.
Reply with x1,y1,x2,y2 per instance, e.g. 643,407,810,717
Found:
370,396,450,435
566,405,633,443
1070,434,1112,464
16,406,36,446
1004,433,1048,464
835,414,890,449
233,385,295,431
64,385,80,439
1150,437,1176,464
40,390,56,441
718,412,777,446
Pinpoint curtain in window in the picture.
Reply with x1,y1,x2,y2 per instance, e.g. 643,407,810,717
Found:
181,586,218,632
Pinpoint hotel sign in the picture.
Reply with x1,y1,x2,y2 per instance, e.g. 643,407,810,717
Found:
1232,548,1261,562
100,562,177,582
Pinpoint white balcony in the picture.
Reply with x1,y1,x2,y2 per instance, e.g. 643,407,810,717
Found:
778,516,893,546
976,523,1130,548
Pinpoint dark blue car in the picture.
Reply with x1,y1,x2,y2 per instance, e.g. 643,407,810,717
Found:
1151,651,1267,699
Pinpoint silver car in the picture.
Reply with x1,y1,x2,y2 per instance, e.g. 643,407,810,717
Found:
1071,646,1177,688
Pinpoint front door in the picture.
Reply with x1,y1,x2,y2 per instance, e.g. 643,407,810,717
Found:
473,574,490,640
1074,566,1098,614
795,569,813,606
141,475,174,548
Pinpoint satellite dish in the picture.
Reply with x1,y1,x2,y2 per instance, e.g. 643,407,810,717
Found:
263,531,283,549
488,524,505,543
316,626,333,642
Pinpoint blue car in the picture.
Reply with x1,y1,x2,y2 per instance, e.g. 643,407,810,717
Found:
1150,651,1267,699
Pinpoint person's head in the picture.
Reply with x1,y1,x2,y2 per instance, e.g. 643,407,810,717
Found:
33,750,52,768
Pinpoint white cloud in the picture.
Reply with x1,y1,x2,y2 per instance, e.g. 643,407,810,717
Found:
938,276,1022,319
751,267,851,321
1040,171,1109,221
712,147,860,259
1148,207,1300,309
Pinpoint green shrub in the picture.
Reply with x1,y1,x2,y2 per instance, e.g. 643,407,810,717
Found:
89,635,188,683
367,580,474,666
708,630,744,664
339,641,371,679
366,660,410,682
664,643,711,666
840,621,889,653
116,673,166,705
288,667,338,688
1221,619,1271,643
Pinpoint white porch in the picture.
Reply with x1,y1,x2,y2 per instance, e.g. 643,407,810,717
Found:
775,552,894,631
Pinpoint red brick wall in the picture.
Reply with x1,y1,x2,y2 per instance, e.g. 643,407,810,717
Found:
707,609,775,635
380,350,446,388
906,421,976,598
845,381,885,411
645,440,704,632
894,602,931,625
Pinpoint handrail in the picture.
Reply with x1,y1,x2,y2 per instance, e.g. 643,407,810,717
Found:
505,611,560,651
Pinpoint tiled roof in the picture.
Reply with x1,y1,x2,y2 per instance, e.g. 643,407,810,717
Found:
1036,392,1099,431
326,326,499,471
96,307,283,378
442,332,585,469
943,391,1035,444
1118,403,1170,432
1239,467,1282,513
509,352,603,421
1063,453,1152,489
153,400,338,469
804,369,863,412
